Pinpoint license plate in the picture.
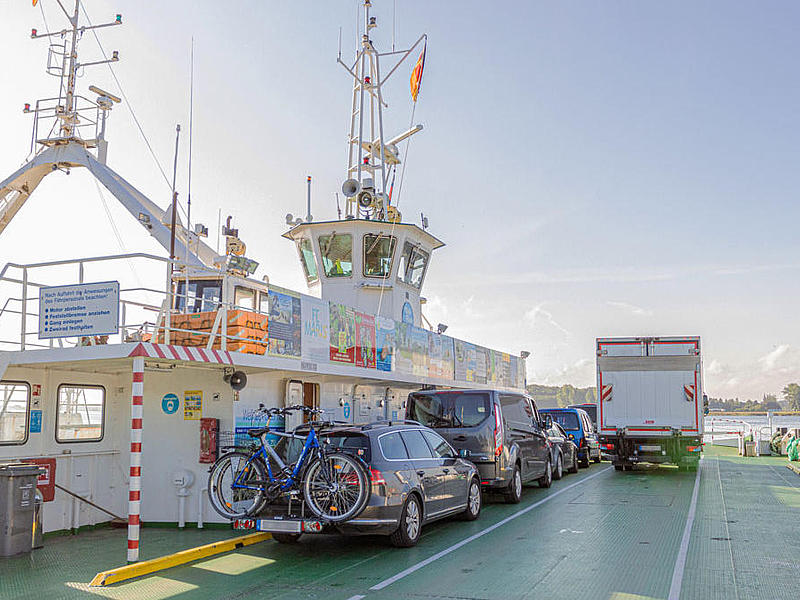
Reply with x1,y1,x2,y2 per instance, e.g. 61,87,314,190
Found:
638,445,661,452
233,518,255,530
257,519,303,533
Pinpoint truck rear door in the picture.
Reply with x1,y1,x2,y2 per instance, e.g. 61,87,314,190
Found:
597,337,701,437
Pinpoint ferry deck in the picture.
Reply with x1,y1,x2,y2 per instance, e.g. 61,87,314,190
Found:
1,445,798,599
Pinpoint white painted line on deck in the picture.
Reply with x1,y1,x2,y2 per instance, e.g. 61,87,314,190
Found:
668,461,702,600
369,466,612,591
346,595,366,600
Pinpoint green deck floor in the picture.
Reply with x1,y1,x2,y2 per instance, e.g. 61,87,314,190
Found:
1,446,798,600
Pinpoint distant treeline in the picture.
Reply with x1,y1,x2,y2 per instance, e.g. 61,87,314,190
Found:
527,384,597,409
709,386,800,412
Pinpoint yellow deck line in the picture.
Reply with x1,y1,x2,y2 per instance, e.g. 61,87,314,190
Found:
89,532,272,586
787,463,800,476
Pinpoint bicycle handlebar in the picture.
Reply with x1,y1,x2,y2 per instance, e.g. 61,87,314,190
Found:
257,403,324,416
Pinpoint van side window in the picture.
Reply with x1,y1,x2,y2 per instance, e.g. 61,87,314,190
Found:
500,394,528,428
399,430,434,459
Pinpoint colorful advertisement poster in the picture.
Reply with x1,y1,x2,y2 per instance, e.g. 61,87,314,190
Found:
376,317,395,372
329,302,356,363
183,390,202,420
233,400,282,447
427,332,443,378
267,289,301,358
301,296,329,363
395,322,414,374
355,312,377,368
441,335,456,380
475,347,487,384
410,326,429,377
454,339,468,381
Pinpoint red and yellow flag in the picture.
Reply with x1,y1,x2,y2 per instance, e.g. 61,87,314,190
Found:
409,43,426,102
32,0,39,6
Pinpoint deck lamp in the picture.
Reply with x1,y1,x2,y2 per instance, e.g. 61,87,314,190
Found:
520,350,531,359
436,323,448,334
23,103,31,112
116,14,123,23
31,28,37,37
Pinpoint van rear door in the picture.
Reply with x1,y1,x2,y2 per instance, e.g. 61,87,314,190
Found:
406,391,496,473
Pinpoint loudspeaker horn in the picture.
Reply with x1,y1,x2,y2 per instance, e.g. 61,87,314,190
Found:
342,178,361,198
224,370,248,391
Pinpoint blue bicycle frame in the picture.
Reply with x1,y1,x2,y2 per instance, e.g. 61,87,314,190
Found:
231,423,323,493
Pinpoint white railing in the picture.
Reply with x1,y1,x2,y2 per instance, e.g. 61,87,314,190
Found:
0,252,269,354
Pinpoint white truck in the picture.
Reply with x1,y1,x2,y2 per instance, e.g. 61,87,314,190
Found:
595,336,706,471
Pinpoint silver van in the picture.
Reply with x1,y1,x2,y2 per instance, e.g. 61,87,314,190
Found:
406,390,553,503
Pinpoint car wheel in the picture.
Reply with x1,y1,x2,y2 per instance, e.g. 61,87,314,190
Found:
504,464,523,504
272,533,301,544
579,453,590,468
552,452,563,480
568,452,579,474
390,494,422,547
459,478,482,521
538,456,552,488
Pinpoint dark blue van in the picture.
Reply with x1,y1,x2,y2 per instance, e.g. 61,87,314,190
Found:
539,408,600,467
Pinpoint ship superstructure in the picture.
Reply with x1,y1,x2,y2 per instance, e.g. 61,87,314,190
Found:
0,0,528,562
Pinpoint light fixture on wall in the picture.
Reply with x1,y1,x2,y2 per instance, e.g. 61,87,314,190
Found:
436,323,448,335
520,350,531,359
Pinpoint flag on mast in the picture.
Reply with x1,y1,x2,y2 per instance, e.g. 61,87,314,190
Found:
410,42,427,102
32,0,39,6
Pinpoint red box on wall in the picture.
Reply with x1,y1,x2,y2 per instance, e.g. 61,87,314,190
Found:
199,418,219,464
24,458,57,502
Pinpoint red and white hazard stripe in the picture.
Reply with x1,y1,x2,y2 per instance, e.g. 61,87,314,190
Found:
127,356,144,563
684,384,695,402
600,384,613,402
128,342,233,365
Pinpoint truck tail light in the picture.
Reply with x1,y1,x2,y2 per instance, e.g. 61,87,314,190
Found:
494,408,503,457
602,443,615,451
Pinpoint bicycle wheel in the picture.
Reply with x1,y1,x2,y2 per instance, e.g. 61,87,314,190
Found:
302,451,370,523
207,450,268,519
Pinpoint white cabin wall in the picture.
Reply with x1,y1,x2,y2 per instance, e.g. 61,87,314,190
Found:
0,365,127,533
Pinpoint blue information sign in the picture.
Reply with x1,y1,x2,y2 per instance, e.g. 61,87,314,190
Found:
161,393,179,415
30,410,42,433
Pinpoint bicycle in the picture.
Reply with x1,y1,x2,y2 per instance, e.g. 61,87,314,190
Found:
207,404,370,523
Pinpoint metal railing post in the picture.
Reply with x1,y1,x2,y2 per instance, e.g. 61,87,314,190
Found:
220,273,228,351
163,260,172,345
20,268,27,350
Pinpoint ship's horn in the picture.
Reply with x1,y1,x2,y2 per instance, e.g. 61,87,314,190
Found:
342,178,361,198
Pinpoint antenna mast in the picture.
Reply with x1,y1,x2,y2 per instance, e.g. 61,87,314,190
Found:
337,0,426,221
26,1,123,157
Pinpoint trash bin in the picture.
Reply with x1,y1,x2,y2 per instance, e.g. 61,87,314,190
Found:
0,463,41,556
32,489,44,549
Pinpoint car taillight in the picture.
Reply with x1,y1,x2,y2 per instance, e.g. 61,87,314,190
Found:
603,443,614,451
369,468,386,485
494,408,503,456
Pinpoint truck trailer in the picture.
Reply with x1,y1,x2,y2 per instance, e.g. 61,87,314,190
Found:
596,336,705,470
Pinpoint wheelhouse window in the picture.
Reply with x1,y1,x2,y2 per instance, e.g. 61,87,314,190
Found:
0,381,30,445
56,385,105,442
397,242,429,289
363,234,396,278
296,238,319,283
175,280,222,313
234,286,255,310
319,233,353,277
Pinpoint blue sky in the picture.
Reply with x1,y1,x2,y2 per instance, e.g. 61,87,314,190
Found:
2,1,800,399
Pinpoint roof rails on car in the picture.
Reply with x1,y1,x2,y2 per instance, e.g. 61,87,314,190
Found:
360,419,422,430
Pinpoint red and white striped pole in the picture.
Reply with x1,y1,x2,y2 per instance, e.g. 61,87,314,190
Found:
127,356,144,563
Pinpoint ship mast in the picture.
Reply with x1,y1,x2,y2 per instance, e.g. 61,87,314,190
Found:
338,0,426,221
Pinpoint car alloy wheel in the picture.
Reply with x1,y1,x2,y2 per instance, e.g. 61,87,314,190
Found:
405,497,420,540
514,469,522,497
468,481,481,515
553,453,563,480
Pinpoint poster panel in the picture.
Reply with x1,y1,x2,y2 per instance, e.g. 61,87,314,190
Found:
376,317,395,372
301,296,329,363
329,302,356,363
441,335,456,380
267,289,302,358
395,322,414,374
410,326,429,377
454,339,468,381
355,312,377,368
184,390,202,420
427,332,443,378
474,347,487,384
